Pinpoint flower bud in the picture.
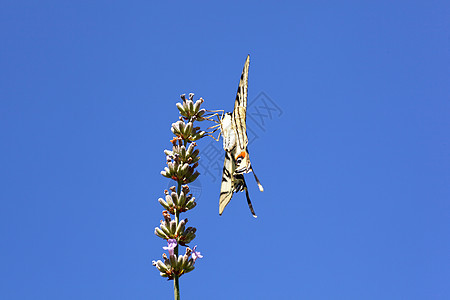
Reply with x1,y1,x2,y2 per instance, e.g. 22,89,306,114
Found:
197,109,206,117
193,100,202,114
190,156,200,164
184,265,195,274
186,143,196,156
185,258,194,270
166,194,174,206
176,255,184,271
180,146,186,160
176,219,186,236
181,254,189,269
161,166,171,178
176,102,187,117
159,223,171,237
170,192,178,206
155,227,169,239
187,171,200,183
167,162,175,174
191,149,199,158
178,121,185,135
169,254,177,268
180,163,189,177
185,198,196,210
158,198,170,210
154,260,169,272
177,191,186,208
162,211,171,222
169,220,177,235
163,253,169,265
171,122,180,134
184,122,193,137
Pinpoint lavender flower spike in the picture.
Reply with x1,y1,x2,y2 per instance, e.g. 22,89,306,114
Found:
163,239,177,256
153,94,206,299
191,245,203,262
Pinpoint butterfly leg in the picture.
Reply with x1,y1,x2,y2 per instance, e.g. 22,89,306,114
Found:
206,122,222,141
205,109,225,114
207,123,221,130
204,110,224,124
205,110,224,141
207,129,221,141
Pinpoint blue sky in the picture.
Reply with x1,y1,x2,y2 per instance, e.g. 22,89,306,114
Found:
1,1,449,299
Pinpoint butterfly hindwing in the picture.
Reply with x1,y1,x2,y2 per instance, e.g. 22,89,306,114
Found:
234,174,257,218
219,151,234,215
219,150,257,218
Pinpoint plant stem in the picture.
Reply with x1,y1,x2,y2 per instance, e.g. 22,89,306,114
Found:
173,181,181,300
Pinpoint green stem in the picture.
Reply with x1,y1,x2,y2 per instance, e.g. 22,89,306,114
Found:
173,181,181,300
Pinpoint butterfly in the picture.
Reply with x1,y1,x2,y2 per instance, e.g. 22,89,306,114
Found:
207,55,263,217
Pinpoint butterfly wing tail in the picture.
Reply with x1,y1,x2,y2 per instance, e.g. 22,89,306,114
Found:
242,176,257,218
244,188,257,218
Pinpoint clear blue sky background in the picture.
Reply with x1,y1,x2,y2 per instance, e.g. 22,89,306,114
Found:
1,1,449,299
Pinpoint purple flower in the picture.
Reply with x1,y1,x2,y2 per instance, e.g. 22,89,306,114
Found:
163,239,177,256
191,245,203,261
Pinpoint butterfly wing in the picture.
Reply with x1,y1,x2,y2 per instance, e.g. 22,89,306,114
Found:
232,55,252,174
232,55,250,152
219,150,257,218
234,174,257,218
219,151,235,215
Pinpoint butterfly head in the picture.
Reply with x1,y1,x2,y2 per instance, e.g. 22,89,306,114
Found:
234,150,251,174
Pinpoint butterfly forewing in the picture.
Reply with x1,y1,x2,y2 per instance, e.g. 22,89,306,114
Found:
232,55,250,151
